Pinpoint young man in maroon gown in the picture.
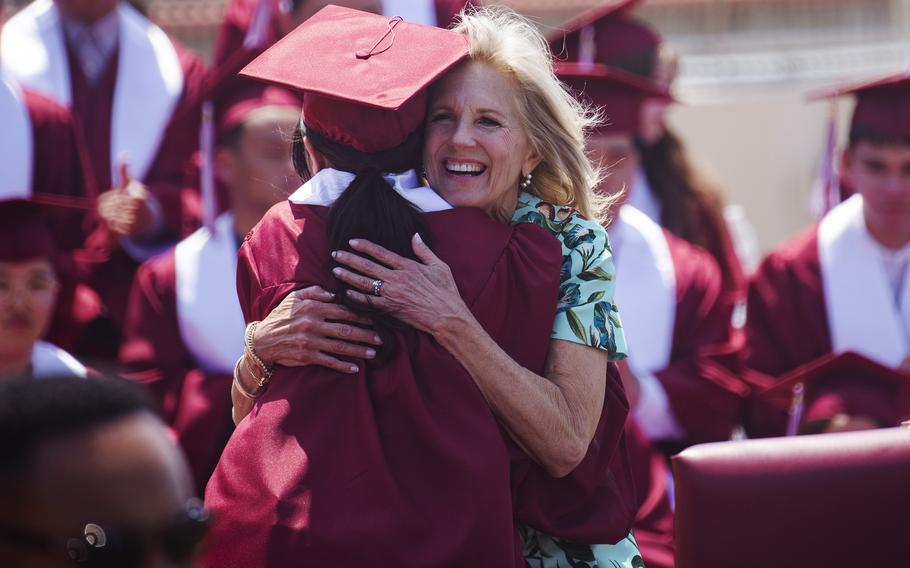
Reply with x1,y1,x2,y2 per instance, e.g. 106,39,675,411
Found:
1,0,207,336
744,72,910,437
118,85,300,492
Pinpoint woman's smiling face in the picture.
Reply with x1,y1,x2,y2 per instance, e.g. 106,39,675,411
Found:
423,61,541,222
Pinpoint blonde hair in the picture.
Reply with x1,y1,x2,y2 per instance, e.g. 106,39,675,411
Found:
451,6,615,220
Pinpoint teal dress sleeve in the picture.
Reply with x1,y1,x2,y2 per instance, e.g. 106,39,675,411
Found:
512,192,628,360
511,192,640,566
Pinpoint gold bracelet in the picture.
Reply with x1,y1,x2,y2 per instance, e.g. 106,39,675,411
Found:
233,356,263,400
244,321,273,380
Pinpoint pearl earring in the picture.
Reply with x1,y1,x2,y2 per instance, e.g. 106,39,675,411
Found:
519,172,533,190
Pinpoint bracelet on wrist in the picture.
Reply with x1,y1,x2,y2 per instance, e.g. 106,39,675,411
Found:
233,356,265,400
244,321,274,379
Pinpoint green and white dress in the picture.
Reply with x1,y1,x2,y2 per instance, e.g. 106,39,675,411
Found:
512,192,644,568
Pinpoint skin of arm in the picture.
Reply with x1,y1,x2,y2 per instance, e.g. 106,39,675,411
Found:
230,285,382,424
333,234,607,477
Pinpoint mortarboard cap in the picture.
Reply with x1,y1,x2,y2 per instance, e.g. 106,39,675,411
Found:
239,5,469,153
810,71,910,143
217,84,301,142
764,351,910,434
557,61,669,135
0,200,58,263
548,1,661,80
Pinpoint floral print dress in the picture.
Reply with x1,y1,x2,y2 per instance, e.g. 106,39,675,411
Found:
512,193,643,568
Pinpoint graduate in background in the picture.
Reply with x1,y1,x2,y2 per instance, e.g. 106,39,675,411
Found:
549,0,751,300
1,0,208,341
745,72,910,437
0,199,89,380
118,84,301,492
556,47,746,456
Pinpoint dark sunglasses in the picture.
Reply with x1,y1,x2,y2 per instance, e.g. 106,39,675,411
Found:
0,498,210,566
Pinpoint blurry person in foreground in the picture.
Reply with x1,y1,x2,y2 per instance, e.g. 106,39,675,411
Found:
0,377,206,567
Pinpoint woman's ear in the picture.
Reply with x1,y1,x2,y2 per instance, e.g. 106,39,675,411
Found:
215,147,236,188
522,149,543,179
303,136,331,175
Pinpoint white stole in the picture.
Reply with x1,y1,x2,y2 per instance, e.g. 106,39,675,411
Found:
31,340,88,378
1,0,184,184
818,194,910,367
288,168,453,212
382,0,437,25
611,205,677,375
174,213,246,373
0,72,34,197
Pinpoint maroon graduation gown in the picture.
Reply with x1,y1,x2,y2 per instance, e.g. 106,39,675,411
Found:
20,88,101,353
626,419,675,568
202,203,633,567
742,225,833,437
118,250,233,493
69,38,206,334
654,233,747,450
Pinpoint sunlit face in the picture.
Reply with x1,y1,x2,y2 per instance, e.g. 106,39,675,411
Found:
587,132,640,207
842,141,910,229
54,0,119,24
424,61,541,222
218,107,300,215
0,258,58,358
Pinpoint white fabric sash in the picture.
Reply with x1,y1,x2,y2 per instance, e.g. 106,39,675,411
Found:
0,72,33,197
818,194,910,366
174,213,246,374
1,0,184,184
288,168,453,212
611,205,677,375
32,340,87,378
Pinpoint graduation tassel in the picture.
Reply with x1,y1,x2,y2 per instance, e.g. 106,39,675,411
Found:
810,101,840,218
785,382,806,437
199,101,217,231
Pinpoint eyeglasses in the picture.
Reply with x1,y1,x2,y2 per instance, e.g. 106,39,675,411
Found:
0,498,210,566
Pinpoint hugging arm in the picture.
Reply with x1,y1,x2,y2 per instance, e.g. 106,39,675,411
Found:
333,235,606,477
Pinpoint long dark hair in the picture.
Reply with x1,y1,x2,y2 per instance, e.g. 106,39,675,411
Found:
291,124,434,359
635,130,738,287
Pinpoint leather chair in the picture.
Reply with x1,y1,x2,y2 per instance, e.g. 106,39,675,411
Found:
672,427,910,568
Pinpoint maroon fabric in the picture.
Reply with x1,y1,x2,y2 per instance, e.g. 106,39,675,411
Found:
203,202,632,566
0,201,56,262
217,84,299,140
434,0,473,28
211,0,284,69
743,225,832,437
118,251,234,493
653,231,747,447
19,89,98,352
626,420,675,568
850,77,910,141
68,37,207,331
672,428,910,568
563,14,660,78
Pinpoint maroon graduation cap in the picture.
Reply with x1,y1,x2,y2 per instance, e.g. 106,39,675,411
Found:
0,199,61,262
556,61,670,135
811,71,910,142
763,351,910,435
547,0,660,78
239,4,469,153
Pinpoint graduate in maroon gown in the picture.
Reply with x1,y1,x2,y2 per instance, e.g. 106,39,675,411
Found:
118,85,300,492
203,8,634,566
1,0,207,334
556,64,747,454
0,61,104,354
549,1,748,302
744,72,910,437
0,199,90,381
